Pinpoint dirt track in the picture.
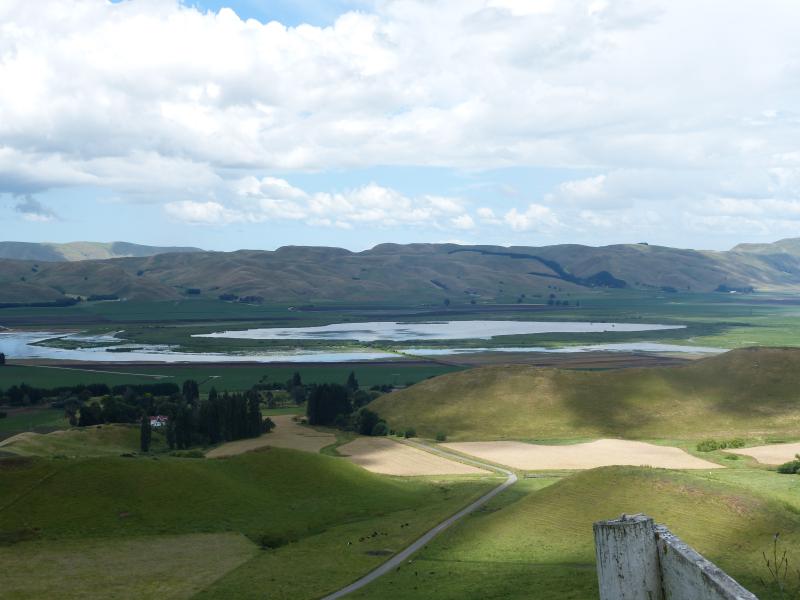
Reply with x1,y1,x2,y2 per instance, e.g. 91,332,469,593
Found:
727,442,800,465
206,415,334,457
338,437,490,476
443,439,721,470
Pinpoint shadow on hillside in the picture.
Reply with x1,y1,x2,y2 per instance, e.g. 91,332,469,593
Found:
558,370,661,438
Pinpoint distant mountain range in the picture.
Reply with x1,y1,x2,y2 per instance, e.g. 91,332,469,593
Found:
1,238,800,305
0,241,203,262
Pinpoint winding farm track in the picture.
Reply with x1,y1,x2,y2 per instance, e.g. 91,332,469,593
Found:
320,441,517,599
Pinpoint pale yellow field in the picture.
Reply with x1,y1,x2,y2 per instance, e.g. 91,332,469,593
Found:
206,415,334,458
338,437,490,476
442,439,722,470
727,441,800,465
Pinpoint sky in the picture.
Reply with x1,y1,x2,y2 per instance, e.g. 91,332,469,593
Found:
1,0,800,252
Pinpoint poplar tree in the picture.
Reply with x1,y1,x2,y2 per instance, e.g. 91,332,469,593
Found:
140,415,152,452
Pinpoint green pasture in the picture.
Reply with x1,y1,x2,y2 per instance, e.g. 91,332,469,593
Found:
351,467,800,600
0,449,495,599
0,363,461,392
1,532,257,600
0,408,66,437
0,424,165,457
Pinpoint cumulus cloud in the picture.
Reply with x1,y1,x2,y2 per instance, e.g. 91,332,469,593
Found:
166,177,471,229
2,0,800,244
476,207,502,224
14,195,58,222
504,204,561,232
164,200,242,224
451,214,476,229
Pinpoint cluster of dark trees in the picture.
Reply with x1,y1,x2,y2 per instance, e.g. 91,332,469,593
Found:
1,369,395,447
0,382,177,409
0,352,5,365
0,379,274,451
306,371,388,436
218,293,265,304
138,383,273,451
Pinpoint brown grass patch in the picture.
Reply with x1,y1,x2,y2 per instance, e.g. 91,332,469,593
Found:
442,439,722,470
206,415,334,458
338,437,489,476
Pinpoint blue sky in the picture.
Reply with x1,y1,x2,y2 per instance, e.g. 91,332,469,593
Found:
2,0,799,251
185,0,366,26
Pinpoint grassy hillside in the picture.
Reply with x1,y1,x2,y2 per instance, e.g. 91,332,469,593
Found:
370,347,800,441
0,241,202,262
0,449,494,599
0,450,479,540
351,467,800,600
4,239,800,304
0,424,159,457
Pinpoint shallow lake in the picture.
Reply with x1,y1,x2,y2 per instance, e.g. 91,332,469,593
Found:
0,321,722,364
195,320,685,342
0,332,398,363
405,343,724,356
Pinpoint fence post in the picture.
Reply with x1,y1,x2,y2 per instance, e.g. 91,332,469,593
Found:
593,514,664,600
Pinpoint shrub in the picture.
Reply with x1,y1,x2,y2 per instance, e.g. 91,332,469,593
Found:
696,439,721,452
696,438,746,452
404,427,416,439
435,432,447,442
356,408,382,435
0,411,6,419
255,533,292,549
777,455,800,475
371,421,388,436
170,450,205,459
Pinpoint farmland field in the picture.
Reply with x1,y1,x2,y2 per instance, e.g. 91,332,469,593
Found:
349,467,800,600
3,294,800,599
0,450,496,599
0,362,461,391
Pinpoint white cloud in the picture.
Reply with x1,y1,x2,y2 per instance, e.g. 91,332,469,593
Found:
557,175,607,201
1,2,799,183
504,203,561,232
451,214,476,229
1,0,800,245
476,207,502,225
166,177,471,228
164,200,242,225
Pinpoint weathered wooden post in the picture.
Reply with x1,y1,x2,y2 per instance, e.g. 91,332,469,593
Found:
593,514,664,600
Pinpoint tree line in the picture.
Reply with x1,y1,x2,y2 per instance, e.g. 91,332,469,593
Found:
305,371,389,436
141,384,274,452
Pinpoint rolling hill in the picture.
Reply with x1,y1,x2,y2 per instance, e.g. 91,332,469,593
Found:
2,238,800,304
350,467,799,599
0,241,202,262
0,449,491,599
368,347,800,441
